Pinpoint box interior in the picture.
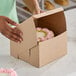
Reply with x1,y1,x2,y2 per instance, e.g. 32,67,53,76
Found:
34,11,66,36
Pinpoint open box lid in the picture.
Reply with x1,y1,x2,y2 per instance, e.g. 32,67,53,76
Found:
17,7,66,50
33,7,66,36
17,17,37,50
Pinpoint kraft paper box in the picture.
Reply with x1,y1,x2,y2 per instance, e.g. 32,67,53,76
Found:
10,7,67,68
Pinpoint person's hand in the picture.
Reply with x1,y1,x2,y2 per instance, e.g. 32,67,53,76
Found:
33,9,44,14
0,16,23,43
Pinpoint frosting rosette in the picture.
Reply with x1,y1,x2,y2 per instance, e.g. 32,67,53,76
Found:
0,68,17,76
36,27,54,42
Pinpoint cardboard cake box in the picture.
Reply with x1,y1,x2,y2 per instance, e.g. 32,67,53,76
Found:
10,7,67,68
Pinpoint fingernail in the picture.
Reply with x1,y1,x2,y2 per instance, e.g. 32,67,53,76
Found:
16,40,20,43
20,39,22,42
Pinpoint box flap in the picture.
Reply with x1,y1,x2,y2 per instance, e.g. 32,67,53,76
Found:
33,7,64,18
18,17,37,50
33,7,66,36
10,17,37,55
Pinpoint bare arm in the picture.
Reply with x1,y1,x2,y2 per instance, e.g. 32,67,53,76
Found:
23,0,41,14
0,16,23,43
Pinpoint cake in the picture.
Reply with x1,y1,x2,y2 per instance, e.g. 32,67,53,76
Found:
54,0,69,6
44,0,55,10
36,27,54,42
0,69,17,76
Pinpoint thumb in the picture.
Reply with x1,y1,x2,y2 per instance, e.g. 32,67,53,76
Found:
33,9,41,14
36,9,41,14
5,17,19,26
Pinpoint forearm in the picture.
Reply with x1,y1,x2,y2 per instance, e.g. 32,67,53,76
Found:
23,0,40,13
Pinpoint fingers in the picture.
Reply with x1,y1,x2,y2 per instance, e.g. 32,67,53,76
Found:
0,16,23,43
13,28,23,36
1,27,23,43
33,10,44,14
12,28,23,42
6,34,20,43
5,21,21,36
10,32,23,43
4,16,19,26
5,23,14,32
33,10,40,14
36,10,41,14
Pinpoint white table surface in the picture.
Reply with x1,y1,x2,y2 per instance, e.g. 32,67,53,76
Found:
0,9,76,76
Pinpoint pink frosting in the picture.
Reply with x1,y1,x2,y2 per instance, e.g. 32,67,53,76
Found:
0,68,17,76
36,27,54,42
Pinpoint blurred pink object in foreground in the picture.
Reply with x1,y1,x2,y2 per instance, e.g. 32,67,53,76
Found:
0,68,17,76
36,27,54,42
